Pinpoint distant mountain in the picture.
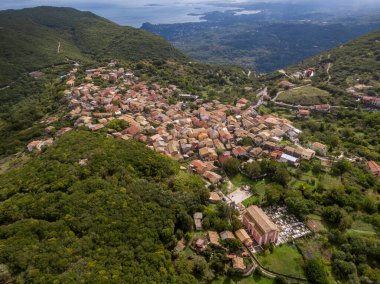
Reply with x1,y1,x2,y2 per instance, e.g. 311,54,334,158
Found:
0,6,185,85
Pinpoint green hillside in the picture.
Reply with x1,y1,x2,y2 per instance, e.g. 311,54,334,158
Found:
287,29,380,94
0,6,185,85
0,131,209,283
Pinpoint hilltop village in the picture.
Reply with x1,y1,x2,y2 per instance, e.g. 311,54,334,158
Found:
61,63,324,180
25,63,380,278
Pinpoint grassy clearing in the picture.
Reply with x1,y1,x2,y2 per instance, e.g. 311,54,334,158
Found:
242,195,260,207
258,245,306,278
307,214,322,221
319,174,343,190
277,85,330,105
240,180,268,207
297,237,332,264
347,220,377,236
230,174,257,188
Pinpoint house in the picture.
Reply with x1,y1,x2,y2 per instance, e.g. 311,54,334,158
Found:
203,171,222,184
314,104,330,112
250,147,263,157
209,192,222,203
232,146,248,159
297,109,310,118
295,147,315,160
56,127,73,137
219,151,232,164
236,98,249,108
195,238,207,251
271,150,282,160
368,161,380,178
304,68,315,78
243,205,279,246
283,146,296,156
199,147,217,161
220,231,235,241
362,96,380,108
263,141,278,150
208,231,221,247
279,153,300,167
310,142,327,156
232,256,246,272
279,80,295,88
190,160,208,174
235,229,253,247
27,141,42,152
194,212,203,231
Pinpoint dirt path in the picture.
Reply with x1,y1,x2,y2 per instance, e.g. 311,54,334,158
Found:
326,62,332,83
57,41,61,54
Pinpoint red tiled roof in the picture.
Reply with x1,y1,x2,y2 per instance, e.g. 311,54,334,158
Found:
368,161,380,175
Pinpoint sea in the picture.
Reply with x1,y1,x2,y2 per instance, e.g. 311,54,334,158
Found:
0,1,243,28
83,2,239,27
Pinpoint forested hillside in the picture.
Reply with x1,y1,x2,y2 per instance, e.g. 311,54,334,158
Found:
0,6,185,85
0,6,379,284
288,28,380,95
0,131,209,283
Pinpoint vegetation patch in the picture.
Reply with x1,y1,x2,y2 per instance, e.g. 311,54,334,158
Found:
258,244,306,278
212,273,275,284
277,85,330,105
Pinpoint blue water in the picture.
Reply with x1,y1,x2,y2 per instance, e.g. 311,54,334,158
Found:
84,3,237,27
0,1,238,27
94,4,236,27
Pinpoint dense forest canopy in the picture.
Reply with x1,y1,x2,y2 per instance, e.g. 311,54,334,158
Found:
0,131,209,283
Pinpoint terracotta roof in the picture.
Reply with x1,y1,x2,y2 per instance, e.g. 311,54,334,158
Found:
220,231,235,240
368,161,380,174
209,192,221,202
235,229,250,243
208,231,221,246
232,256,246,270
245,205,278,233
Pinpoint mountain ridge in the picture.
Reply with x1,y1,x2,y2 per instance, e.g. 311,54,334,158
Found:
0,6,186,85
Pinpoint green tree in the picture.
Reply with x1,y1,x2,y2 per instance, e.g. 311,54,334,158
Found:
305,258,329,284
223,158,241,176
244,162,261,178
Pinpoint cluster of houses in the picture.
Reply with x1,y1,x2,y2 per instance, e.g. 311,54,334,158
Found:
194,204,311,260
194,205,280,248
59,63,329,184
192,212,252,272
348,85,380,108
27,126,72,152
358,95,380,108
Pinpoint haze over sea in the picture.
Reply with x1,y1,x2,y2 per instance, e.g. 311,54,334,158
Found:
0,1,241,27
